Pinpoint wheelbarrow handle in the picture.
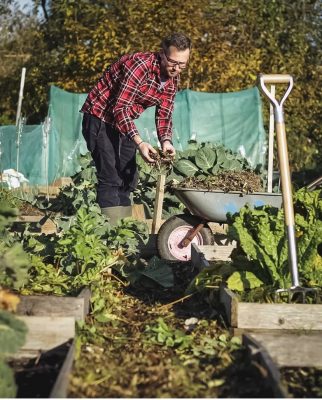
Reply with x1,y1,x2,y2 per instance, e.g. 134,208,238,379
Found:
259,74,294,122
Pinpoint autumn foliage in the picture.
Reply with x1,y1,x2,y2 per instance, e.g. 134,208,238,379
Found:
0,0,320,170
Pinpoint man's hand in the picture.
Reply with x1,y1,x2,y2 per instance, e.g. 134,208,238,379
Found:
162,140,176,157
137,142,157,163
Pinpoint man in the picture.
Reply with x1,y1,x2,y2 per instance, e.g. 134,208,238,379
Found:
81,32,191,222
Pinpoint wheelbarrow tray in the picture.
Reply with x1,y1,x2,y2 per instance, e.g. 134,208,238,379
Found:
173,188,282,223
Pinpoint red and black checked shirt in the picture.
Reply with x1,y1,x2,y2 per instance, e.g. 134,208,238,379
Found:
81,52,179,142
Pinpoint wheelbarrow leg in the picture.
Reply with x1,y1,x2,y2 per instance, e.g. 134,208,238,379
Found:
180,220,206,248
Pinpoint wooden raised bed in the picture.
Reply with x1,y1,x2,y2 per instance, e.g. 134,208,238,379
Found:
14,215,57,234
10,288,91,398
191,244,322,370
17,287,91,322
243,331,322,368
220,285,322,368
242,334,289,397
219,285,322,331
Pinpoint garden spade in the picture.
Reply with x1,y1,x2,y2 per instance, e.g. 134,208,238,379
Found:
259,74,317,302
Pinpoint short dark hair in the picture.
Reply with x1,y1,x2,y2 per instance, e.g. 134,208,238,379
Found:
161,33,191,53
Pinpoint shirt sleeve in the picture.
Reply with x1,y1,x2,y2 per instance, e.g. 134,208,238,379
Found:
155,89,176,143
113,58,148,139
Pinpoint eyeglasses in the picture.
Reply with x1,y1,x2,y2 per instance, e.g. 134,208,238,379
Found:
164,53,187,70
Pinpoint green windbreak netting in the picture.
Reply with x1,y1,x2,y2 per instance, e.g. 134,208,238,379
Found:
0,124,49,185
137,87,266,164
0,85,266,185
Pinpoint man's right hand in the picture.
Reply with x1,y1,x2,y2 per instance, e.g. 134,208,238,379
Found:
137,141,157,163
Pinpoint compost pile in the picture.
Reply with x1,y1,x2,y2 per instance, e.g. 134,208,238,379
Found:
177,170,263,193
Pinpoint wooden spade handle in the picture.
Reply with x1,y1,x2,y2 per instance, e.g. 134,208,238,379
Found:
260,74,292,84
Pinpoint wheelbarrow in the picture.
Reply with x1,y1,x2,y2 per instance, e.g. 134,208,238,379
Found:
157,188,282,261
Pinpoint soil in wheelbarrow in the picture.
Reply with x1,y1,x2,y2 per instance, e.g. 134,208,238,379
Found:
178,170,263,193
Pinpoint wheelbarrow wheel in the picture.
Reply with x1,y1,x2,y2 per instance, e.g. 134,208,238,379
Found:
157,214,214,261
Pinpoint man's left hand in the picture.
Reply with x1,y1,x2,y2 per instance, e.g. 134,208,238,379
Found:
162,140,176,157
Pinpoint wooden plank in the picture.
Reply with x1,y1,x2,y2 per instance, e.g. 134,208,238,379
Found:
220,285,322,330
232,327,310,337
77,287,91,317
208,222,228,234
50,340,76,398
132,204,146,220
247,331,322,367
145,219,165,233
14,215,57,234
219,284,238,327
15,215,43,223
17,185,61,196
151,174,166,234
243,334,288,398
238,302,322,330
40,218,57,234
17,288,91,321
14,316,75,358
52,177,73,187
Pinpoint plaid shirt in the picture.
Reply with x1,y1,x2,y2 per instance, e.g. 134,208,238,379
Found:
81,52,179,142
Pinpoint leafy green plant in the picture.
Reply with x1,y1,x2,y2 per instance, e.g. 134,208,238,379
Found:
0,188,24,210
0,202,29,290
186,188,322,300
174,141,252,178
226,188,322,291
0,310,27,397
145,317,192,350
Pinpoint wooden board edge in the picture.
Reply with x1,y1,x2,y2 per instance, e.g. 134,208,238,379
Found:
77,287,91,317
219,284,239,327
237,302,322,331
242,333,289,398
49,339,76,398
17,291,91,321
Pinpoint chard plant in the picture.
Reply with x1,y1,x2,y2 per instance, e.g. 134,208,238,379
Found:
227,187,322,291
189,187,322,299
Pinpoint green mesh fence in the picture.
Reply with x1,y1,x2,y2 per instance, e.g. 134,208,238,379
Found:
0,85,266,185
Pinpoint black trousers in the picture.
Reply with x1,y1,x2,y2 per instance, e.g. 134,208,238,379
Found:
82,113,138,207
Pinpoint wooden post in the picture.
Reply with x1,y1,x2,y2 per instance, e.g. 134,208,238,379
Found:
16,67,26,126
151,174,166,234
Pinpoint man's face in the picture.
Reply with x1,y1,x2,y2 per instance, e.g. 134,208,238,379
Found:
160,45,190,79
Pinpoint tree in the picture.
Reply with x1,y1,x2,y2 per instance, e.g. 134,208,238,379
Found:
0,0,320,170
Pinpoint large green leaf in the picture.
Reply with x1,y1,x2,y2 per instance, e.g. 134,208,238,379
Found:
140,257,174,288
227,271,263,291
194,148,217,172
0,361,17,397
174,159,199,177
0,310,27,354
